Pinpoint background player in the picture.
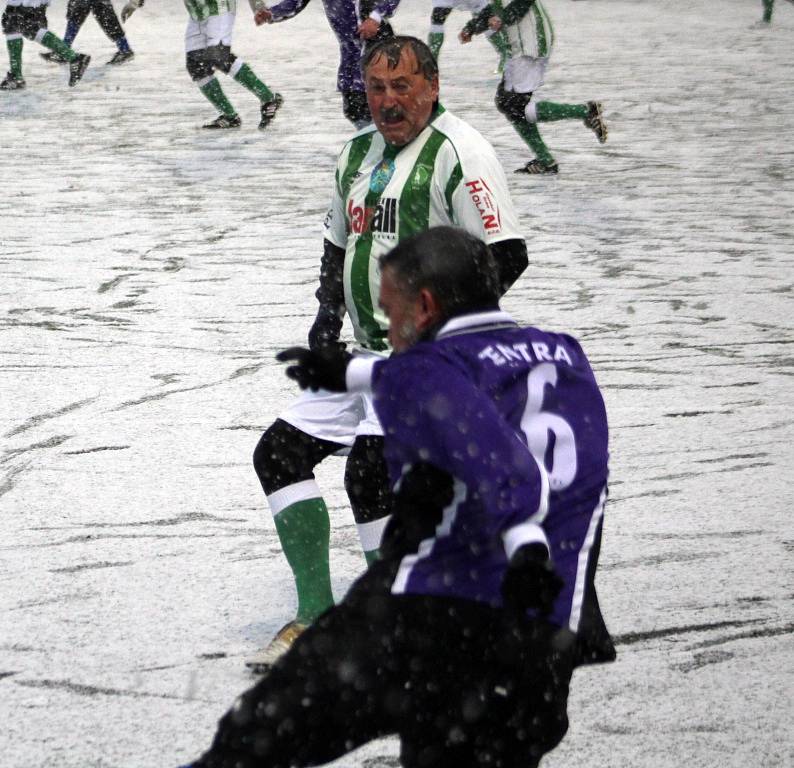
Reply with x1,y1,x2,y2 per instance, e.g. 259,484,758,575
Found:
41,0,134,66
182,225,614,768
460,0,607,174
121,0,282,129
1,0,90,89
245,36,528,673
253,0,371,128
427,0,508,71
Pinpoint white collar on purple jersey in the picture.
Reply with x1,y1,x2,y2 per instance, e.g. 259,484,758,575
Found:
435,310,518,340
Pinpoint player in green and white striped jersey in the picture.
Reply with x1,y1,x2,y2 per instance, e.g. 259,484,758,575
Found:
246,36,528,673
1,0,90,89
461,0,608,174
121,0,282,129
426,0,509,72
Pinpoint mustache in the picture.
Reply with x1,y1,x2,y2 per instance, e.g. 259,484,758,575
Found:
380,106,404,121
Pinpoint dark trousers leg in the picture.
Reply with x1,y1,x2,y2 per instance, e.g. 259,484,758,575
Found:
187,593,572,768
66,0,91,36
92,0,124,42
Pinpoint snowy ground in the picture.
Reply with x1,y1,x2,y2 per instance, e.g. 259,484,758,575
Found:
1,0,793,766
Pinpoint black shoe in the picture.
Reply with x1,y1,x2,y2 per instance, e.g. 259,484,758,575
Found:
203,113,242,129
107,50,134,65
40,50,68,64
584,101,607,144
68,53,91,86
515,159,559,175
0,71,26,90
258,93,283,130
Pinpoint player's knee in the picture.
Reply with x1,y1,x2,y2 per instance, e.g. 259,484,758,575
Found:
495,82,532,123
430,7,452,25
185,50,213,81
207,44,235,74
253,419,328,495
344,436,391,524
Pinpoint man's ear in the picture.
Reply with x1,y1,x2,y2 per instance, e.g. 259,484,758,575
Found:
416,287,442,333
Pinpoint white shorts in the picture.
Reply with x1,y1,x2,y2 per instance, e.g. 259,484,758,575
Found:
185,12,235,53
431,0,488,12
504,55,548,94
279,387,383,449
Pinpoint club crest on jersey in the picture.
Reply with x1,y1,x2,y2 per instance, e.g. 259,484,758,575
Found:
348,197,398,236
369,158,396,194
465,178,502,233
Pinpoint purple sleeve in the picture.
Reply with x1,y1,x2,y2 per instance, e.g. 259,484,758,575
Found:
268,0,311,22
373,350,544,539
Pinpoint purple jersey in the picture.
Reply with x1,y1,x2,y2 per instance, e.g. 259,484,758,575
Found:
268,0,388,92
366,310,610,643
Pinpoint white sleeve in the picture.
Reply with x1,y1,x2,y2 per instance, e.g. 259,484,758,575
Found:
323,162,348,249
449,137,522,246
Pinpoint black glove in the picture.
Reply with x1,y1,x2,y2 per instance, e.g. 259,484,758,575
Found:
276,346,352,392
500,542,564,616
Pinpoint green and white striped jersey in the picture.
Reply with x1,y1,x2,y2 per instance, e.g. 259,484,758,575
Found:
325,107,522,351
183,0,261,22
494,0,554,59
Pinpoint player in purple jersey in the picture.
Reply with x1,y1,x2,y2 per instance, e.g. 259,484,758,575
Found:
254,0,374,126
254,0,399,126
180,226,614,768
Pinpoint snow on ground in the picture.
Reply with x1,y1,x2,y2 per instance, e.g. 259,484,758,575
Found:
1,1,792,766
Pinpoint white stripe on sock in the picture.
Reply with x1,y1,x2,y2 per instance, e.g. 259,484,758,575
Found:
357,516,389,552
230,58,244,78
267,479,323,517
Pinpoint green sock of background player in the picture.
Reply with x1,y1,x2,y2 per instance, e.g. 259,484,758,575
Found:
6,38,23,78
39,31,78,62
199,77,237,117
428,30,443,60
273,498,335,623
515,101,595,166
232,61,274,103
762,0,774,23
536,101,588,121
512,118,556,167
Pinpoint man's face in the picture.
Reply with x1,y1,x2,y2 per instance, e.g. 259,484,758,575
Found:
379,267,422,353
365,48,440,147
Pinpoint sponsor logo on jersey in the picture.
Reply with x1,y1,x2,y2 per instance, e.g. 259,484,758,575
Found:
348,197,398,236
464,178,502,234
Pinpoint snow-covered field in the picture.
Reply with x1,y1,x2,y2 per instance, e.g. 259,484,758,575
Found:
1,1,792,766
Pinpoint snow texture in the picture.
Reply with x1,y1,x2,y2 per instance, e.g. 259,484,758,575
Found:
1,1,792,766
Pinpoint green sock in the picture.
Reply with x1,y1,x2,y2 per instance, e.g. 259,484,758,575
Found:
199,77,237,117
233,62,273,103
363,548,380,566
536,101,588,121
40,31,77,63
7,38,23,79
428,31,444,61
512,119,556,166
763,0,773,22
273,498,334,623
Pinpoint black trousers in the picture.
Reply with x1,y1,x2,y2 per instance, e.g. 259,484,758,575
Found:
2,6,47,39
188,570,573,768
67,0,124,42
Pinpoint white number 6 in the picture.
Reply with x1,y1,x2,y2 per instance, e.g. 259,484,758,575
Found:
520,363,577,492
